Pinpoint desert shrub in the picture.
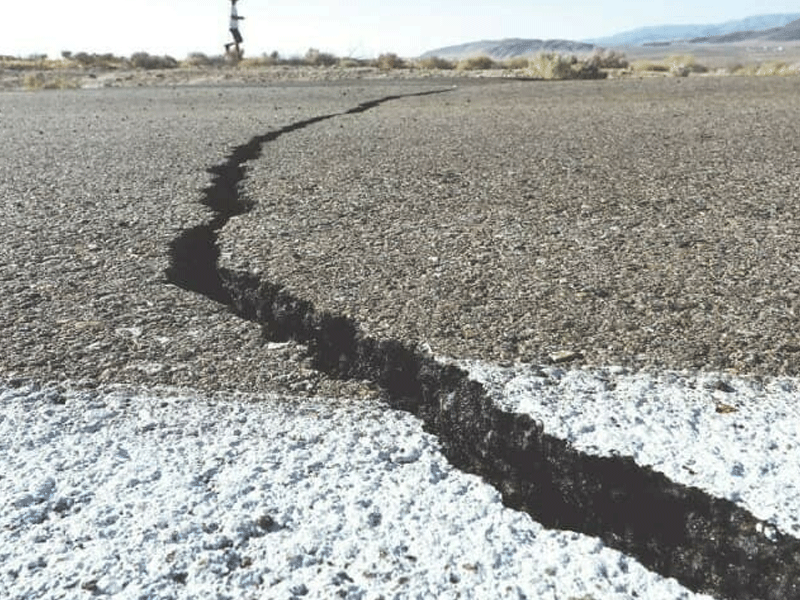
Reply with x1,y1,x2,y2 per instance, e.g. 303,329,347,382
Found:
275,55,304,66
375,53,406,70
629,55,706,76
184,52,209,66
416,56,455,70
457,55,497,70
338,57,367,68
1,56,61,70
731,62,779,76
72,52,104,67
726,62,745,75
238,53,282,67
630,60,669,73
503,57,530,69
753,61,799,76
23,72,80,90
304,48,338,67
184,52,228,67
66,51,128,68
23,73,46,89
590,49,628,69
130,52,178,69
571,58,607,79
522,52,609,79
97,53,122,67
666,54,707,77
71,52,95,66
526,53,574,79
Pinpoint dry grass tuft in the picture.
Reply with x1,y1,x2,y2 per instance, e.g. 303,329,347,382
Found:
456,56,498,70
630,54,708,77
337,57,366,68
7,47,796,83
526,53,574,78
591,49,628,69
523,53,607,79
503,57,530,69
373,53,407,70
129,52,178,70
630,60,670,73
69,52,128,69
303,48,338,67
665,55,708,77
415,56,456,70
732,61,800,76
22,72,81,90
183,52,229,68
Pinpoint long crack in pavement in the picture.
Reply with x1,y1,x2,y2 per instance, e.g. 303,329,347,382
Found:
166,89,800,600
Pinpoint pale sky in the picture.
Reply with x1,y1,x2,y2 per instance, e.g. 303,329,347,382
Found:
3,1,800,60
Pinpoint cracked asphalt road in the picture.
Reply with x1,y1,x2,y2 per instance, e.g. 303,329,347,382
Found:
223,76,800,375
2,76,800,396
0,82,450,395
4,75,800,599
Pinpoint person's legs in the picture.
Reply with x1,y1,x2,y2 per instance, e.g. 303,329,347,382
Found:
226,29,244,58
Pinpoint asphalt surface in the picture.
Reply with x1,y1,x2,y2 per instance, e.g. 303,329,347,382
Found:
222,76,800,375
4,76,800,600
0,83,439,395
2,76,800,395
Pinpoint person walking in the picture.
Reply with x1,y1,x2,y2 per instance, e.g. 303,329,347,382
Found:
225,0,245,58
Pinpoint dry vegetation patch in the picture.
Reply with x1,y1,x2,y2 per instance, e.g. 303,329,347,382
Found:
731,60,800,76
415,56,456,70
3,47,799,91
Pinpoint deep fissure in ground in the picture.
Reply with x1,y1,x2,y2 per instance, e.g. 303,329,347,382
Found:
166,89,800,600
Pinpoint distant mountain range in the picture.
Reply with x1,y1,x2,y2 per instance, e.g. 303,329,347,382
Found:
689,16,800,44
419,39,594,61
585,13,800,46
420,13,800,59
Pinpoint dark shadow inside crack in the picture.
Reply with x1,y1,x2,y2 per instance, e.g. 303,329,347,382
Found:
166,88,452,304
166,224,230,304
165,87,800,600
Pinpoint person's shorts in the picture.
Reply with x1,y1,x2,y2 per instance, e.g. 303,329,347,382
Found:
230,28,243,44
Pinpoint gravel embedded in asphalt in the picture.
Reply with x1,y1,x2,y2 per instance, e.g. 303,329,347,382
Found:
3,77,800,396
0,82,441,395
220,76,800,376
3,75,800,600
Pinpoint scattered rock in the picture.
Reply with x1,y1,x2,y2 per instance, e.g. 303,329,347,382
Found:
290,583,309,596
548,350,583,364
714,380,736,393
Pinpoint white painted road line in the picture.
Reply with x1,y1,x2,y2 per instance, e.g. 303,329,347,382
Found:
463,361,800,540
1,381,714,599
